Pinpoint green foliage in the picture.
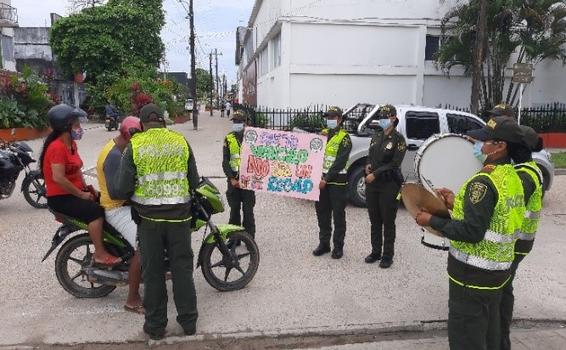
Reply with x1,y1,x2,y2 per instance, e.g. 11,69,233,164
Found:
290,113,325,132
0,67,54,128
252,112,268,128
50,0,165,84
195,68,212,101
551,152,566,168
436,1,566,109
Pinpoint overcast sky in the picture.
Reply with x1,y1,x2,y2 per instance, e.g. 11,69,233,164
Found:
13,0,255,84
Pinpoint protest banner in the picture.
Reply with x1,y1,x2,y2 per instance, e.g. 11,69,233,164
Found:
239,127,326,201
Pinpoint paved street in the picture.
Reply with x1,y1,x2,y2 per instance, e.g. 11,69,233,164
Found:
1,112,565,347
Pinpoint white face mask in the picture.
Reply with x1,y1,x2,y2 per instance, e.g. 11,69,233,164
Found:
232,123,244,132
326,119,338,129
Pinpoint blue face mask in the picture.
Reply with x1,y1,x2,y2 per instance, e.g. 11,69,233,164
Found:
473,141,487,163
326,119,338,129
378,119,392,129
71,127,84,141
232,123,244,133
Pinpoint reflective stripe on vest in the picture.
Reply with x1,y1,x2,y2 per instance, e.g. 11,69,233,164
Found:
449,164,525,275
514,161,543,250
323,129,348,174
226,133,241,172
131,128,190,206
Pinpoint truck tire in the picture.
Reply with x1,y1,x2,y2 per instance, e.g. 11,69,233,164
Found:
348,166,367,207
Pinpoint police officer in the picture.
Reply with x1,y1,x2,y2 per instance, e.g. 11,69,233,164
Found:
313,106,352,259
116,104,199,340
500,124,544,350
222,110,256,239
364,104,407,268
415,115,526,350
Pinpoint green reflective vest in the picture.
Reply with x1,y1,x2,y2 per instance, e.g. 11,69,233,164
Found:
514,161,543,255
450,164,525,276
226,133,241,173
131,128,190,206
323,129,348,174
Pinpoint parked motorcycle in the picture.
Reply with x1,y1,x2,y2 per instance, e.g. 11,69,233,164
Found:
105,114,120,131
42,177,260,297
0,139,48,209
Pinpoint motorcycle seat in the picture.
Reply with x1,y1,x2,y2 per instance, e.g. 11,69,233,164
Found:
48,208,126,241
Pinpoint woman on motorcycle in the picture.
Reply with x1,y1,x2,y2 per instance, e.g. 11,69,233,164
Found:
40,104,121,266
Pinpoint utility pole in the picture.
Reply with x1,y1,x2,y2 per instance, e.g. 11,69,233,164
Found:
188,0,198,129
213,49,223,108
222,74,227,100
209,52,214,116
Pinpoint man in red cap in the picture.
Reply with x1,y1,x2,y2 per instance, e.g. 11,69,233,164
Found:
96,116,144,314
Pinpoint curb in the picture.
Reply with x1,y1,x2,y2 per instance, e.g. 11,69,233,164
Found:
555,168,566,176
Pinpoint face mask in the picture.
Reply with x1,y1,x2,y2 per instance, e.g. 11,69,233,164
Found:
378,119,392,129
326,119,338,129
71,127,84,141
232,123,244,133
473,141,487,163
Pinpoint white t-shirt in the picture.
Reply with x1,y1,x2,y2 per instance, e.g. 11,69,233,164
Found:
225,102,231,110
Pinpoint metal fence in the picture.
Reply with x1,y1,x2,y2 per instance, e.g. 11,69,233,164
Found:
236,102,566,133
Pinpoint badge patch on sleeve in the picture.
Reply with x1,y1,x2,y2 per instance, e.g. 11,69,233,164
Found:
469,182,488,204
398,142,406,152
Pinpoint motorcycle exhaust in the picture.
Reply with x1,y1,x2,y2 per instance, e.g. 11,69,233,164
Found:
85,267,129,286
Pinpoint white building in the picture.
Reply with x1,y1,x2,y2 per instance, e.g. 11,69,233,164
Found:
236,0,566,109
0,0,17,71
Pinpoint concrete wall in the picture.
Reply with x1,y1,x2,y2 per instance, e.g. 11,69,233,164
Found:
14,27,53,61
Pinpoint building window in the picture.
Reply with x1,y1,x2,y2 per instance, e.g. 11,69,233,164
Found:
258,47,269,77
405,111,440,140
1,34,15,62
425,35,440,61
271,33,281,69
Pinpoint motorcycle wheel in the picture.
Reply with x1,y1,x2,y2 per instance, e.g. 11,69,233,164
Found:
22,171,48,209
201,231,259,292
55,234,116,298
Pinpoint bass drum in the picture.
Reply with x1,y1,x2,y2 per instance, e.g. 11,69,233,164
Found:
414,133,483,194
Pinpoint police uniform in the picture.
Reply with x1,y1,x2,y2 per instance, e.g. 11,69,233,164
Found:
365,109,407,267
116,104,199,339
427,116,526,350
313,107,352,259
500,125,544,350
222,111,256,239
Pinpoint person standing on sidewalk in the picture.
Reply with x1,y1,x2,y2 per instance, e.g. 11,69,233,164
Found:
313,106,352,259
415,115,526,350
500,125,544,350
222,110,256,239
116,103,200,340
225,101,232,118
364,104,406,268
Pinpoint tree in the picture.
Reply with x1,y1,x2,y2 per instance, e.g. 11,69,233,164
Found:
50,0,165,85
436,0,566,112
195,68,212,100
68,0,106,13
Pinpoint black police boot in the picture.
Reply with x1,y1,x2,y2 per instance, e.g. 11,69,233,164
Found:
331,247,343,259
379,256,393,269
143,324,165,340
183,326,196,336
365,252,381,264
312,243,331,256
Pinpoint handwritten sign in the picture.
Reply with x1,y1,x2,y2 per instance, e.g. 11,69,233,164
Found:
239,127,326,201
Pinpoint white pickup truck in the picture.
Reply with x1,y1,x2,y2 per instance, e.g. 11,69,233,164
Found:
342,103,555,207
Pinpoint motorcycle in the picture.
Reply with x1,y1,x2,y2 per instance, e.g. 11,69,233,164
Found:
105,114,120,132
42,177,260,297
0,139,48,209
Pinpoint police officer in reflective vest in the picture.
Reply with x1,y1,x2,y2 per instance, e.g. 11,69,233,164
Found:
116,104,200,340
415,115,526,350
222,110,256,239
313,106,352,259
364,104,407,268
501,123,544,350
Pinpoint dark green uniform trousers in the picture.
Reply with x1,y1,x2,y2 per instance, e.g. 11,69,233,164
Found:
138,218,198,333
226,184,256,238
449,281,502,350
365,181,400,258
315,184,347,249
500,255,525,350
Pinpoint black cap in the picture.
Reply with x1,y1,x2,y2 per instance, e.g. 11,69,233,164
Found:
323,106,343,118
467,116,523,143
139,103,163,123
519,125,543,152
230,110,247,122
489,103,515,118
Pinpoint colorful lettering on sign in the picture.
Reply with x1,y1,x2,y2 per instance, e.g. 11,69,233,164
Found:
295,164,313,179
250,145,309,164
272,161,292,178
246,155,270,178
267,176,314,194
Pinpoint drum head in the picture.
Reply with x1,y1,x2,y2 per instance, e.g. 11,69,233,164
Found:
401,183,449,237
415,134,483,194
